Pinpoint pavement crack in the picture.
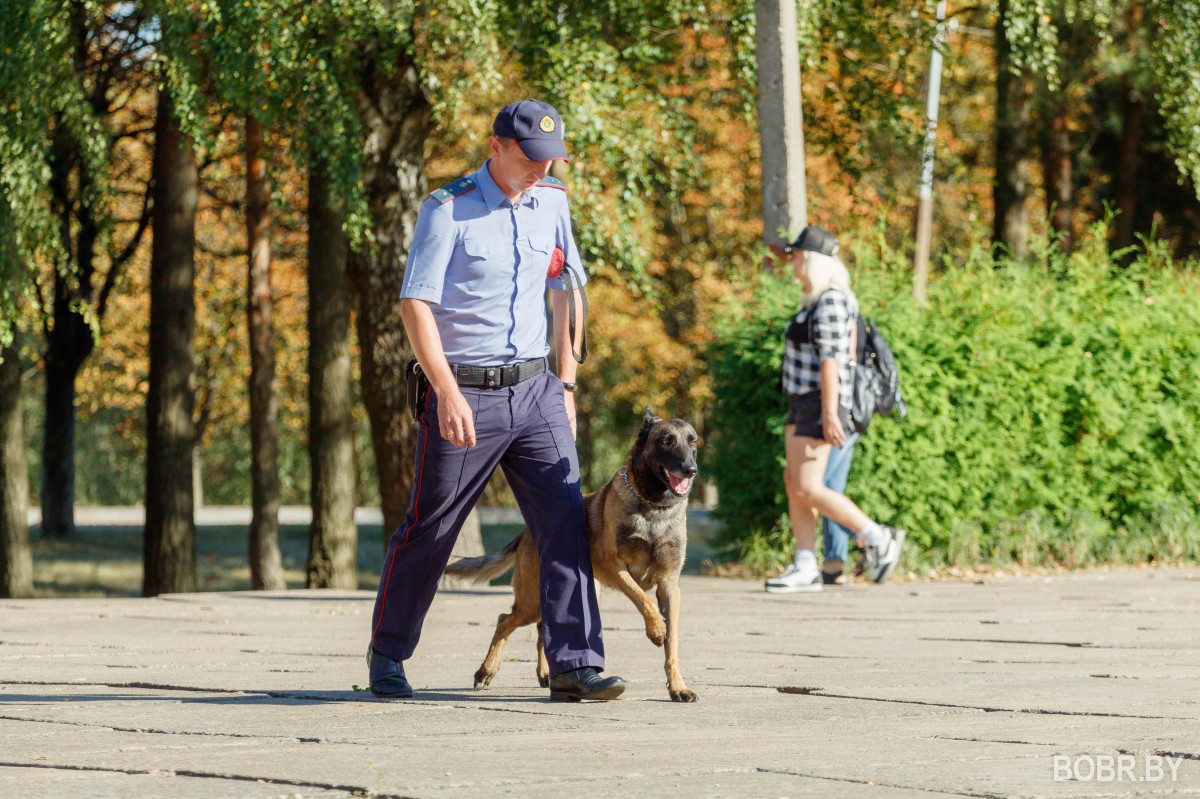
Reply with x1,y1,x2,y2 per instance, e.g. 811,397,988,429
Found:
0,679,241,694
0,760,413,798
920,636,1092,648
753,767,1008,798
0,713,328,743
240,648,361,658
932,735,1059,747
747,650,863,659
1119,747,1200,761
764,687,1189,720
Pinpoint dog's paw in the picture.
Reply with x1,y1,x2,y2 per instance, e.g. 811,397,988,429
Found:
645,616,666,647
669,688,699,703
473,667,493,690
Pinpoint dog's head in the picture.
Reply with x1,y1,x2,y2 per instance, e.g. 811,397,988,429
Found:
632,407,700,499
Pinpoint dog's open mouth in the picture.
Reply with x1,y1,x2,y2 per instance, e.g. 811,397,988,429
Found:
661,467,693,497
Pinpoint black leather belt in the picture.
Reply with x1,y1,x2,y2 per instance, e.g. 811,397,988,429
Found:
454,357,546,389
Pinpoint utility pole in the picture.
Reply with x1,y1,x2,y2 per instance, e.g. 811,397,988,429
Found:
913,0,951,304
755,0,807,255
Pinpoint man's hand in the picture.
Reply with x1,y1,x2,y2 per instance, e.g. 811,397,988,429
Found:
564,388,577,440
437,387,476,448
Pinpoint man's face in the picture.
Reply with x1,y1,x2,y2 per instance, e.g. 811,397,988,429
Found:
488,136,552,196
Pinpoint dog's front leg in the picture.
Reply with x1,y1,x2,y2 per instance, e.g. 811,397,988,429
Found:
610,567,666,646
656,578,697,702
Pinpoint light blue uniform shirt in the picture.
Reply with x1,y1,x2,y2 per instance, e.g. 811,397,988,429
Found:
401,160,587,367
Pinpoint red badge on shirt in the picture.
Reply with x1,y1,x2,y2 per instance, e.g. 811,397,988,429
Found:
547,247,565,279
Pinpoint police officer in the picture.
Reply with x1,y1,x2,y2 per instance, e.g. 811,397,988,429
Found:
367,99,625,701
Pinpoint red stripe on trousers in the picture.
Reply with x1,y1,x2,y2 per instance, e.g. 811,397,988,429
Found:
371,392,433,644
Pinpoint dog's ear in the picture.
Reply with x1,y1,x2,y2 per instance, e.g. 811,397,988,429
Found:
637,406,657,441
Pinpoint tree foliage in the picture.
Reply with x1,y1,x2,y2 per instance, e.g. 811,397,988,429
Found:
0,0,109,348
1001,0,1200,199
1150,0,1200,188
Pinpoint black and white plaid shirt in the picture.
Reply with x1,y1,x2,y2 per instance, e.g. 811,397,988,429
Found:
781,287,855,407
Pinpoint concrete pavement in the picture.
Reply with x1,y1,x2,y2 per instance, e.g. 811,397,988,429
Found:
1,567,1198,798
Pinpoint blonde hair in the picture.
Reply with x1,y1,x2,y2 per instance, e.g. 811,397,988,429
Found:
802,251,858,314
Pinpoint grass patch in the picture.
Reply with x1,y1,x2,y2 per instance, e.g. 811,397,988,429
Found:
28,522,535,598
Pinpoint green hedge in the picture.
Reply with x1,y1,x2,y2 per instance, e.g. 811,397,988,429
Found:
709,227,1200,572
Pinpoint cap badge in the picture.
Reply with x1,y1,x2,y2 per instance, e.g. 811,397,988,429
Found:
539,115,556,133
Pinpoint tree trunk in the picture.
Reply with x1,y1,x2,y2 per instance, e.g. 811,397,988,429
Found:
1041,96,1075,252
754,0,808,250
41,125,99,539
40,350,79,539
245,115,286,591
306,162,358,590
348,51,431,541
192,448,204,508
1114,92,1144,253
993,0,1032,258
144,88,197,597
1,344,34,598
1114,1,1145,254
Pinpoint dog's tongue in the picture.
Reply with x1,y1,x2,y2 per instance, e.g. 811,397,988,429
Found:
668,473,692,494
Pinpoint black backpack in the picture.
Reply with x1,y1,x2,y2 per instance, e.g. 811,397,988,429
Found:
849,317,906,433
805,303,906,434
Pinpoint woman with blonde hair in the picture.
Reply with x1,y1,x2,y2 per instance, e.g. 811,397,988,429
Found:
765,226,904,593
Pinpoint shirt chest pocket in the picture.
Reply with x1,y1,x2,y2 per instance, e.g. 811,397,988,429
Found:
456,238,515,296
519,236,553,290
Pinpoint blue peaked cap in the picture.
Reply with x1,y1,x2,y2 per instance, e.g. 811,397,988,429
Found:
493,99,570,162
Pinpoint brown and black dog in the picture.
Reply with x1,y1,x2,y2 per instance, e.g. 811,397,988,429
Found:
444,408,700,702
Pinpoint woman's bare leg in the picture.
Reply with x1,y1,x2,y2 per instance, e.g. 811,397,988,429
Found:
784,425,825,552
786,432,872,535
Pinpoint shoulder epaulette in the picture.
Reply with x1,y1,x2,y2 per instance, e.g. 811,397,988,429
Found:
430,177,477,205
536,176,567,191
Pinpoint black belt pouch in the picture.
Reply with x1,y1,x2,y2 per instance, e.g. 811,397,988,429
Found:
405,359,430,422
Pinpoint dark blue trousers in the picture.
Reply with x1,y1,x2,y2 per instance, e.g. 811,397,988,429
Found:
369,370,605,677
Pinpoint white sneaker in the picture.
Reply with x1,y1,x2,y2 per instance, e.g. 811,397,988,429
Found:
764,562,823,593
863,526,906,583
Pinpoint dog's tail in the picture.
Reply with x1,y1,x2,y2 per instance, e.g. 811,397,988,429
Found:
443,533,522,583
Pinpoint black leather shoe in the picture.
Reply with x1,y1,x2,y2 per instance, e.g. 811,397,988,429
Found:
548,667,625,702
367,645,413,698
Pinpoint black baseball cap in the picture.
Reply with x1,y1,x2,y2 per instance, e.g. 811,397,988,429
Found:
783,225,840,256
492,99,569,163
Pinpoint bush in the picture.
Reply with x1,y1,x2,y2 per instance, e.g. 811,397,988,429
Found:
708,224,1200,572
